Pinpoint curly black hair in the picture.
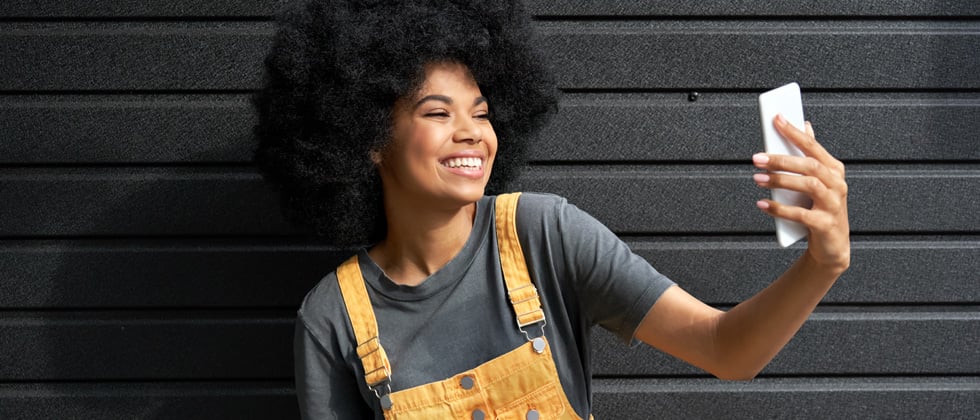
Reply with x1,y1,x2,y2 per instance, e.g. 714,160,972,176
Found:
253,0,558,246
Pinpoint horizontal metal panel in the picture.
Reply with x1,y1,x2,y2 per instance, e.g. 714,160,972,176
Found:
2,378,976,420
631,238,980,305
0,1,275,18
0,23,271,91
0,311,975,380
541,93,980,162
539,21,980,90
3,1,979,18
592,377,980,419
530,2,980,17
591,311,980,376
1,238,977,308
0,166,977,236
2,22,979,90
518,165,980,234
0,95,255,163
0,168,293,236
3,93,978,164
0,382,298,420
0,312,294,380
0,240,340,308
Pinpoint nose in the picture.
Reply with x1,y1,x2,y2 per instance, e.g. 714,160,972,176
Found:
452,115,483,144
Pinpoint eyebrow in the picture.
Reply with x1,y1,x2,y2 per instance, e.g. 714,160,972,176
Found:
414,95,488,109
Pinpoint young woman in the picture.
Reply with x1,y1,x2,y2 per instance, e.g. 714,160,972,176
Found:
253,1,850,419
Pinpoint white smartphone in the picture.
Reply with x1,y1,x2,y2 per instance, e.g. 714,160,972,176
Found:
758,82,812,247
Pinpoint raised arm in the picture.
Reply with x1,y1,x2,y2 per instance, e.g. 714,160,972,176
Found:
634,115,850,380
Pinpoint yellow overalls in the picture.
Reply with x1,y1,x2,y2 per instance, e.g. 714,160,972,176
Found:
336,193,589,419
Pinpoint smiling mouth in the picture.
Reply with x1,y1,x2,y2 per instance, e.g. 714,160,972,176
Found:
441,157,483,169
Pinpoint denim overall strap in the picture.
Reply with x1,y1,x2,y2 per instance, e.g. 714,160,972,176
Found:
494,193,546,334
336,256,393,400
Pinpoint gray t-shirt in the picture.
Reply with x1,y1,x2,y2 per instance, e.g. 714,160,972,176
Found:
295,193,675,419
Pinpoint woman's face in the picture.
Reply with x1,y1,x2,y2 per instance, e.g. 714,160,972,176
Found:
377,62,497,209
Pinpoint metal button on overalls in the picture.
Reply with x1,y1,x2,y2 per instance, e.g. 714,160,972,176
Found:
532,337,546,353
527,409,540,420
472,408,485,420
460,376,475,390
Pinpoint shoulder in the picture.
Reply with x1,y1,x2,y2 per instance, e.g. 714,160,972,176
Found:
509,192,568,227
297,269,352,347
495,192,575,246
299,270,342,317
505,191,611,245
510,192,603,235
514,191,566,211
503,192,578,268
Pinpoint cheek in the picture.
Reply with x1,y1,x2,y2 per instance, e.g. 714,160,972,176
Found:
485,129,499,160
406,127,443,156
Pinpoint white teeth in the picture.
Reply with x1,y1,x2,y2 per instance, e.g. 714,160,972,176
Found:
442,157,482,169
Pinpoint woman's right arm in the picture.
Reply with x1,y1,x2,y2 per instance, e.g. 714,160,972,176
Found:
294,319,374,419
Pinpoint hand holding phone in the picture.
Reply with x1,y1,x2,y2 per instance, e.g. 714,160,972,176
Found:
758,83,812,247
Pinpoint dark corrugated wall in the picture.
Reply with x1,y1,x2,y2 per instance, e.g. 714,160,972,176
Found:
1,1,978,418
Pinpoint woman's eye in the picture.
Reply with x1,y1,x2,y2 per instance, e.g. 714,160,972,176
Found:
474,112,490,120
424,111,450,118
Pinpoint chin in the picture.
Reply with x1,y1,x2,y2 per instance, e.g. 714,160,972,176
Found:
454,189,487,204
444,183,488,205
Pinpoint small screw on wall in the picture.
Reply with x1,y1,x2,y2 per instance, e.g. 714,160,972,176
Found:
688,91,700,102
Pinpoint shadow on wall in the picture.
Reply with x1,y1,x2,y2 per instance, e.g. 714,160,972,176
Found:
0,136,326,418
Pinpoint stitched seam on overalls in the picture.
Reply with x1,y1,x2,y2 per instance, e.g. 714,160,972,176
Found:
495,380,563,413
387,393,450,413
479,348,544,388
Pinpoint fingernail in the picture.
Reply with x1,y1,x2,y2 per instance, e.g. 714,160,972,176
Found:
752,153,769,165
775,114,786,126
756,200,770,210
753,173,770,184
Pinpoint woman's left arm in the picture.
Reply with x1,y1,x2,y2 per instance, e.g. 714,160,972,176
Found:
634,115,850,380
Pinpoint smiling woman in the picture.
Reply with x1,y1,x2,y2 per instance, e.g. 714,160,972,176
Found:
380,62,497,212
252,0,556,247
370,62,500,286
254,1,851,419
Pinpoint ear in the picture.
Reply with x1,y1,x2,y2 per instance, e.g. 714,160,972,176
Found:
369,149,383,166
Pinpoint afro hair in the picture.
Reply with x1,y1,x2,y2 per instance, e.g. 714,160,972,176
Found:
253,0,558,246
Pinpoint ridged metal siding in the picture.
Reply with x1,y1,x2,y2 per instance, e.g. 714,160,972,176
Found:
1,1,977,418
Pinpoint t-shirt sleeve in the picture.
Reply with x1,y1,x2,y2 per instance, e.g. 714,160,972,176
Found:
294,314,373,419
552,197,675,345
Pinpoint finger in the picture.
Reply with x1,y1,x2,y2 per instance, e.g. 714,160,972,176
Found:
779,117,847,176
773,115,836,166
757,198,845,238
756,198,811,226
754,172,841,211
753,153,846,192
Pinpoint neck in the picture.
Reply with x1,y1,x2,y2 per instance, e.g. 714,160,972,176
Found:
369,194,479,286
